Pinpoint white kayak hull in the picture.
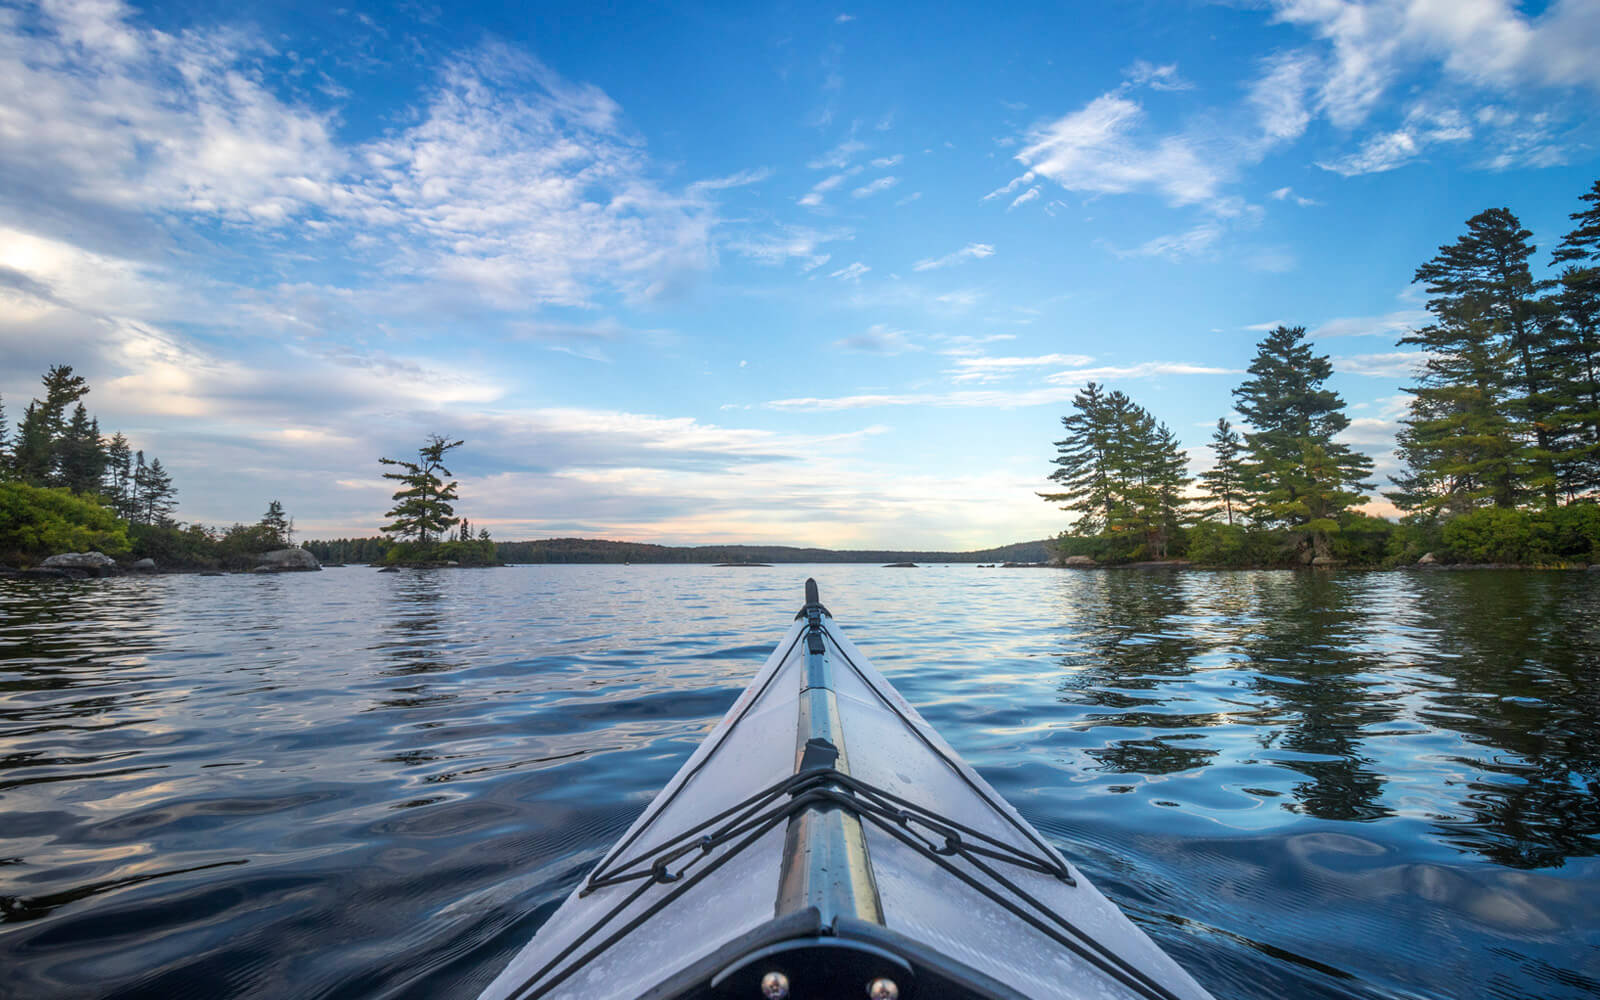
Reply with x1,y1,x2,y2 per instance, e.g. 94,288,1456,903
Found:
479,582,1214,1000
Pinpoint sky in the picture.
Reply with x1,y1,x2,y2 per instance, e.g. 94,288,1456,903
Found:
1,0,1598,549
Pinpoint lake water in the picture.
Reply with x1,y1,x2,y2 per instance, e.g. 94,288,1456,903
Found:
1,565,1596,999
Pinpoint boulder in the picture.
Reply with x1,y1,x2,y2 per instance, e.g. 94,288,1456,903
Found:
254,548,321,572
22,567,79,579
1310,555,1342,567
1062,555,1096,567
378,566,400,573
130,558,157,572
41,551,119,577
1417,552,1438,565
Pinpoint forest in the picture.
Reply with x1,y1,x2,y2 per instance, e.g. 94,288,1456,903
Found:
1044,178,1600,568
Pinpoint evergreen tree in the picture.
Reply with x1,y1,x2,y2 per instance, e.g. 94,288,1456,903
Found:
1551,178,1600,497
1041,382,1118,533
11,365,90,485
1389,298,1524,514
104,433,136,518
1414,208,1559,503
1199,418,1246,525
1233,325,1374,558
0,393,8,479
57,404,107,494
1042,384,1190,558
379,435,464,547
259,500,291,548
133,454,178,524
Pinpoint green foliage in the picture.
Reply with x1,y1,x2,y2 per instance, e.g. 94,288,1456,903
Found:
1437,504,1600,565
0,482,129,563
129,522,221,570
1199,417,1247,525
1183,522,1296,568
258,500,292,548
380,435,463,545
1233,326,1374,556
302,536,395,564
1041,382,1191,559
382,537,497,566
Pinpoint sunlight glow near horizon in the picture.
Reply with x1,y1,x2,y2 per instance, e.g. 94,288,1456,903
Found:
1,0,1596,546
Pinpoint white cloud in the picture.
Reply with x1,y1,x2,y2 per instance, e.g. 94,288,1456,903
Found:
829,261,870,281
1114,223,1224,260
835,324,920,354
1335,351,1428,377
983,171,1036,201
1011,94,1224,207
729,226,851,268
870,154,903,168
1042,360,1238,384
807,140,867,169
1247,50,1317,146
1009,187,1041,210
851,176,899,198
1311,308,1430,338
945,352,1096,383
912,243,995,271
1317,104,1473,175
835,13,855,24
1124,60,1193,92
895,191,923,206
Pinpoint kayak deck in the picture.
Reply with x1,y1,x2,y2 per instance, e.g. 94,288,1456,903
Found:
479,581,1214,1000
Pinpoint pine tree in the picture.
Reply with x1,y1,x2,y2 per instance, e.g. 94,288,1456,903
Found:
379,435,464,547
1551,178,1600,498
1199,418,1246,525
1414,208,1559,503
1233,325,1374,559
57,404,107,494
0,392,9,479
1040,382,1118,533
260,500,291,548
104,433,135,518
1389,298,1524,514
132,454,178,524
1042,384,1189,558
11,365,90,485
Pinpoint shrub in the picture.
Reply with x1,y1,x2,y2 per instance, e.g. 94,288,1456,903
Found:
129,521,220,570
0,483,129,564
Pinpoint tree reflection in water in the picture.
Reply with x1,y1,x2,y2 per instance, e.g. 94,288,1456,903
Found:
1051,567,1600,868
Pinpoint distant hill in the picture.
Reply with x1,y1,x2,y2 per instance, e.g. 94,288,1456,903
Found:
493,537,1055,564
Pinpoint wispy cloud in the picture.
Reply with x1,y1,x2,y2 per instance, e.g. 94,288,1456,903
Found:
829,261,870,281
870,154,903,168
835,323,920,354
1335,351,1428,377
807,140,867,169
946,352,1095,383
913,243,995,271
1124,60,1193,92
767,360,1237,410
1113,224,1224,260
852,176,900,198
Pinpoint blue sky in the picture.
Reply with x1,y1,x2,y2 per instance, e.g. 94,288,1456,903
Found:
2,0,1597,547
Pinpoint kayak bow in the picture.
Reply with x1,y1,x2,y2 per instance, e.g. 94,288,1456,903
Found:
479,580,1214,1000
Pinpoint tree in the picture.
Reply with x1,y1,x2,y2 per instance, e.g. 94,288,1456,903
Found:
1389,298,1524,514
1414,208,1559,504
379,435,463,547
104,433,136,518
10,365,90,485
57,404,107,494
259,500,292,548
1550,178,1600,498
0,392,8,478
133,455,178,525
1199,418,1247,525
1232,325,1374,559
1042,384,1190,559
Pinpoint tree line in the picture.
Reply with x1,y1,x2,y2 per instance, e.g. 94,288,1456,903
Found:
0,366,300,568
1045,177,1600,567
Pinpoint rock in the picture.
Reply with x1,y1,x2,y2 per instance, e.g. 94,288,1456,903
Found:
1311,555,1342,566
199,571,225,576
1062,555,1096,567
254,548,321,572
378,566,400,573
883,562,917,568
130,558,157,572
446,560,460,567
1417,552,1438,565
41,551,119,577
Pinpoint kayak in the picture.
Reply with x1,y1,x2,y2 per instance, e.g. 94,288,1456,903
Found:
479,580,1215,1000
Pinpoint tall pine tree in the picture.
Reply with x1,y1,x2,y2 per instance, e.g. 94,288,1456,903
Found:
1233,325,1373,559
10,365,90,486
1551,177,1600,497
134,457,178,524
1413,208,1559,503
380,435,464,547
1389,298,1524,513
1199,418,1246,525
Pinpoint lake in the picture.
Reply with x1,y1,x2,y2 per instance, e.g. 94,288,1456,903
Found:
1,565,1596,999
